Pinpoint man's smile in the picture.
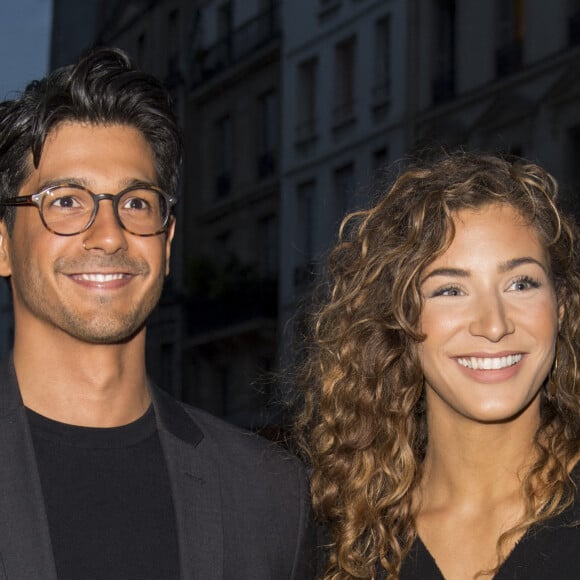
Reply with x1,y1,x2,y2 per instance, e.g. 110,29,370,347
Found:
70,272,131,282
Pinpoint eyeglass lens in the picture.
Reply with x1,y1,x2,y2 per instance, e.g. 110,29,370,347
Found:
40,186,168,235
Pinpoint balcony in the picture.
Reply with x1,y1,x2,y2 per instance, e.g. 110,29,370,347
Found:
371,80,391,110
257,151,277,179
569,10,580,45
495,41,523,78
332,100,356,130
432,70,455,105
215,171,232,199
295,118,317,145
191,1,281,88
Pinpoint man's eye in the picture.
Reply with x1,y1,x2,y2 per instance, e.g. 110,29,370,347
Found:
122,197,151,210
51,196,81,208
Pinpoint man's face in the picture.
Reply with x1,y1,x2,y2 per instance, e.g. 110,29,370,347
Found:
0,122,174,344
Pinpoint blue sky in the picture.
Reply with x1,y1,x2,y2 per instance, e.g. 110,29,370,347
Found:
0,0,52,99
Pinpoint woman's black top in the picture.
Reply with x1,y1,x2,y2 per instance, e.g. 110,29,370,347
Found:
400,465,580,579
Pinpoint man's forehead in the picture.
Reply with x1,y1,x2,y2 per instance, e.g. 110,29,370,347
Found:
21,122,157,194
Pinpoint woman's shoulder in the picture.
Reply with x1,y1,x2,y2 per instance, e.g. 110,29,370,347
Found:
493,471,580,580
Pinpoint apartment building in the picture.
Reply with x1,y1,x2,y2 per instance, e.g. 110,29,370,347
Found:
413,0,580,216
279,0,410,363
181,0,282,429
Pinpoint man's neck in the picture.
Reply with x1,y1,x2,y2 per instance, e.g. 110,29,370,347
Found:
13,327,151,428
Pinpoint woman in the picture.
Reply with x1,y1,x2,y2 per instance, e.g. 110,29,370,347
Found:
294,152,580,579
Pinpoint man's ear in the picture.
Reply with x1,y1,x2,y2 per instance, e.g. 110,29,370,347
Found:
0,222,12,277
164,218,176,277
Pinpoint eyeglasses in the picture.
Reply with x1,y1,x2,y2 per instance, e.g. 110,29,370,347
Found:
0,183,177,236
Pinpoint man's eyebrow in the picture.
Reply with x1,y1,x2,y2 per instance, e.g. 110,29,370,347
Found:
36,177,91,190
35,177,154,192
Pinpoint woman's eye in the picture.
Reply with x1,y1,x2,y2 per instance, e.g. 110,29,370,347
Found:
431,286,464,297
508,276,541,292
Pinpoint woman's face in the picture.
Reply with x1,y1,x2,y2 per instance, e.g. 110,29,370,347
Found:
417,204,559,425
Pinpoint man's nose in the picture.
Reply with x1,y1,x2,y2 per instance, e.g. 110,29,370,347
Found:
81,199,128,253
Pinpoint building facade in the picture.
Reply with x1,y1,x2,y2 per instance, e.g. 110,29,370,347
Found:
413,0,580,217
278,0,410,364
182,0,282,430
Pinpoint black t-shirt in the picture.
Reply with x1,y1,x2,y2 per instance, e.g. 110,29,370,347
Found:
27,406,180,580
399,465,580,579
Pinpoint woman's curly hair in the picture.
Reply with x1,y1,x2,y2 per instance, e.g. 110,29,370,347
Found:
293,151,580,579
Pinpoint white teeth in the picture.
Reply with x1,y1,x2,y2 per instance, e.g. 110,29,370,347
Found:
457,354,523,370
78,273,125,282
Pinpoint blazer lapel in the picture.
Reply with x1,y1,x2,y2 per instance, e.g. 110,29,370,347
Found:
152,386,224,580
0,357,57,579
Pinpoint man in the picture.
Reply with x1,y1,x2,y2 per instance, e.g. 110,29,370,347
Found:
0,47,315,579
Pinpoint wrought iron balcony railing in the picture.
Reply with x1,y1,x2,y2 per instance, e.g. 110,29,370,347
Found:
191,1,281,88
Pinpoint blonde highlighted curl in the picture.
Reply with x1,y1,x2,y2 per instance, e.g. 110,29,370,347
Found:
293,152,580,579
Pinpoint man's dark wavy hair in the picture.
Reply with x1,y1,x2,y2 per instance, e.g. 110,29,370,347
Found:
0,46,182,231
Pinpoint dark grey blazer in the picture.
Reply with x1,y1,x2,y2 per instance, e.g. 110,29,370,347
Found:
0,357,316,579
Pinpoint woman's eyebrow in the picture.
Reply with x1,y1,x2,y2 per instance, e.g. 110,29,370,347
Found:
421,257,548,285
498,257,548,274
421,267,469,284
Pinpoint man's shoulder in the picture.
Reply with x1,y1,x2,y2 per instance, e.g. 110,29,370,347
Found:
179,401,301,468
152,386,305,478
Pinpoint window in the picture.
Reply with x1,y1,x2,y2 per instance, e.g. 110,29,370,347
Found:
215,230,233,265
218,1,233,64
218,1,233,39
257,90,278,178
567,126,580,218
259,0,272,12
258,214,278,278
137,33,146,68
318,0,342,18
333,36,356,128
569,0,580,44
372,146,389,176
167,9,180,74
496,0,525,77
296,57,318,142
294,180,316,287
432,0,455,104
333,163,355,226
214,114,233,198
258,0,278,38
373,16,391,108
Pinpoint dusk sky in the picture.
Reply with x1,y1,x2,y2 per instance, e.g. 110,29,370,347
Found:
0,0,52,100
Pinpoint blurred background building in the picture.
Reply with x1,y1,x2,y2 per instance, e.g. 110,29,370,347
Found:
18,0,577,431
